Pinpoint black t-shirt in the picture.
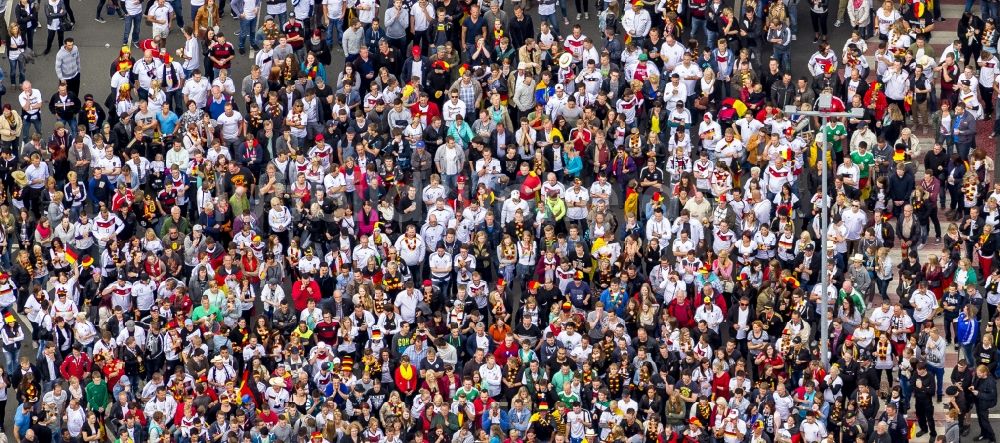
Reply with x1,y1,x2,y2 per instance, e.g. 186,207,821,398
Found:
462,15,486,45
224,166,257,195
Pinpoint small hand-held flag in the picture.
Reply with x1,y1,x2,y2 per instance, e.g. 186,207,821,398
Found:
65,248,79,265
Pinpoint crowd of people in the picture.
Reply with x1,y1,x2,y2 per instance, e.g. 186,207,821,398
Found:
0,0,998,442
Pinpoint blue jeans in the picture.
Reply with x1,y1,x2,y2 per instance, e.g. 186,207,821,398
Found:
442,173,457,191
773,46,791,71
8,59,23,85
190,5,200,24
123,13,141,45
432,274,453,298
963,343,977,365
987,1,1000,21
59,118,77,133
21,116,40,139
966,0,976,12
171,0,184,26
789,4,799,33
706,30,718,49
875,277,891,300
691,17,706,41
956,141,973,159
3,348,18,374
326,18,343,46
900,373,911,409
540,13,559,35
238,17,257,49
271,12,288,28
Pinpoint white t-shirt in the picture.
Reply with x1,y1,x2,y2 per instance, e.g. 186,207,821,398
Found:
124,0,144,16
410,2,432,31
183,37,201,71
182,78,211,108
356,0,377,23
293,0,311,19
324,0,344,19
217,111,244,141
266,0,287,15
428,252,453,277
147,3,173,30
19,89,42,118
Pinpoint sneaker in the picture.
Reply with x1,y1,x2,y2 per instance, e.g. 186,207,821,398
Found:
834,19,842,27
576,13,581,19
239,47,246,55
564,17,569,25
813,38,818,43
95,17,106,23
231,12,238,19
791,35,797,40
939,17,946,21
584,12,589,19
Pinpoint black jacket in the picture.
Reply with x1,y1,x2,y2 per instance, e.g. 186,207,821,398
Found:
974,375,997,408
506,15,534,49
48,92,80,122
913,370,936,400
887,170,915,202
793,251,822,285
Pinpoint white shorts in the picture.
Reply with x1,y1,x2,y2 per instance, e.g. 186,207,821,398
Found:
152,25,170,39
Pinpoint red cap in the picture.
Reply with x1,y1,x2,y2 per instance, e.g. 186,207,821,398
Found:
315,134,324,142
412,46,421,57
423,279,433,286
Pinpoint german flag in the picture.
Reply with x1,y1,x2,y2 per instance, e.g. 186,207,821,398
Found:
236,370,255,407
65,248,79,265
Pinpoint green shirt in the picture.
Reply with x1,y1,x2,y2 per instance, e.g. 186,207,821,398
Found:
85,380,110,411
824,123,847,152
550,369,576,391
850,151,875,178
837,289,866,313
191,305,222,323
453,386,479,401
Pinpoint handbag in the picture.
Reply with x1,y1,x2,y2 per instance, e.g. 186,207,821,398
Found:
694,95,710,110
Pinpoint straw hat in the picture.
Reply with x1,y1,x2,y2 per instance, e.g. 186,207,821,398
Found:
558,52,574,69
11,171,27,188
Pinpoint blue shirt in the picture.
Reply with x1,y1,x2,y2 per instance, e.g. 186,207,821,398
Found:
14,404,31,438
156,111,180,135
208,97,228,120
